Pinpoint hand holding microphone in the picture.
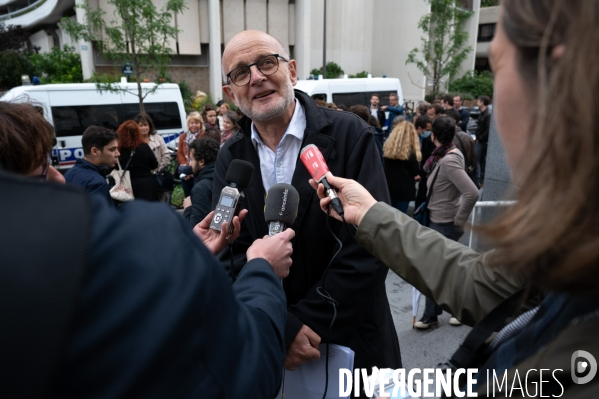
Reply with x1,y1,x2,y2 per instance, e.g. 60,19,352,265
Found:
308,172,377,227
300,144,344,217
249,183,300,279
247,229,295,279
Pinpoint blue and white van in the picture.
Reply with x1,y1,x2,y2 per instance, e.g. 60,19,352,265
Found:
1,83,187,170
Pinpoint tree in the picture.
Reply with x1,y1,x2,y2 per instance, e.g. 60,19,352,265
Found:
0,51,34,90
0,23,34,54
481,0,500,7
310,62,344,79
406,0,474,99
448,70,494,99
349,71,369,78
61,0,185,113
29,46,83,84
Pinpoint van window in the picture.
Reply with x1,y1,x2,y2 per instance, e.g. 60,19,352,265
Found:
311,93,327,102
122,102,182,130
52,105,120,137
332,92,368,108
51,102,182,137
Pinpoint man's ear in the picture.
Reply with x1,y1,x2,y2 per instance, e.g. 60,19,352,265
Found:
288,59,298,86
223,85,238,107
90,147,100,158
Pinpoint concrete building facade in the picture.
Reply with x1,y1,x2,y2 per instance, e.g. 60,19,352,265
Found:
3,0,486,104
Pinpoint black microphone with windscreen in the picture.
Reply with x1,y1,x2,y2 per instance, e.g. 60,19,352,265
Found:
210,159,254,232
264,183,299,236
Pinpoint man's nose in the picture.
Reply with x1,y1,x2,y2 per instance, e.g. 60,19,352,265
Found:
249,65,267,85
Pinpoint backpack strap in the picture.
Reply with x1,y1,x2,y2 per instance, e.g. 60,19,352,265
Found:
0,171,91,397
454,134,471,170
444,287,527,371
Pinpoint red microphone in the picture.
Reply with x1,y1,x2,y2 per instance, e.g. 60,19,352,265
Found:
300,144,344,216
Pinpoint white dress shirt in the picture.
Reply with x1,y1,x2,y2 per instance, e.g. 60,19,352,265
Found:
251,100,306,193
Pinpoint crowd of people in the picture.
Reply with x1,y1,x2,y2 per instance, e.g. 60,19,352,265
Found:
2,0,598,396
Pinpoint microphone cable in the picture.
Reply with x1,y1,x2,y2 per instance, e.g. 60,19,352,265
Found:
316,205,342,399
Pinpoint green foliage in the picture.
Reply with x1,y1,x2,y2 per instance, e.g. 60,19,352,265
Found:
170,184,184,207
0,23,33,54
448,70,494,99
0,51,34,90
29,46,83,84
310,61,345,79
178,80,194,110
61,0,186,112
349,71,369,78
481,0,499,7
406,0,474,99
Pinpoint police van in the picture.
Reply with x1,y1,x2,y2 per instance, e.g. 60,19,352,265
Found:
1,83,187,170
294,76,403,109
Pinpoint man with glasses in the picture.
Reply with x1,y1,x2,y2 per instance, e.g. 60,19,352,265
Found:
214,30,402,374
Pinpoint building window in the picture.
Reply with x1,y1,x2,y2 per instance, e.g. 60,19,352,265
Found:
475,58,492,73
478,23,496,42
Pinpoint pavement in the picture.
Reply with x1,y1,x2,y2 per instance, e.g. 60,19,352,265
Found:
384,200,475,373
385,269,471,372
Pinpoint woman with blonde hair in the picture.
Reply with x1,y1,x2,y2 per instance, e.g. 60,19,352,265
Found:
383,121,421,214
178,112,204,196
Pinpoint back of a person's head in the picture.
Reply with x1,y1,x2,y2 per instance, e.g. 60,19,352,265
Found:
479,0,599,296
417,101,431,115
478,95,490,106
392,115,405,127
383,121,421,162
117,120,141,150
189,137,220,164
433,103,445,116
368,115,381,129
445,108,461,125
203,128,222,144
348,105,370,123
415,115,433,130
133,113,156,135
431,116,456,145
442,95,454,106
0,101,54,175
82,126,119,156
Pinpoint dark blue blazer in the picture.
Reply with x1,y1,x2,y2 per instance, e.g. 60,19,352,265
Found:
64,158,114,207
53,196,287,398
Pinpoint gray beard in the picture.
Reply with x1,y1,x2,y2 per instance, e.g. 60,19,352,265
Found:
235,80,295,122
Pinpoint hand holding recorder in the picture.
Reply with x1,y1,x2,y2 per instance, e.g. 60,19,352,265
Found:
309,172,377,226
193,210,248,255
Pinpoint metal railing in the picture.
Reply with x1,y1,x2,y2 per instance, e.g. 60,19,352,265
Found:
468,200,516,248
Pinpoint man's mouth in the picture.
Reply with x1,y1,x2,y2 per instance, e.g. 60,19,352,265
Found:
253,91,275,100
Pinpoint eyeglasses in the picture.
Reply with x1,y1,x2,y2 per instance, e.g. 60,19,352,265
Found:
226,54,289,87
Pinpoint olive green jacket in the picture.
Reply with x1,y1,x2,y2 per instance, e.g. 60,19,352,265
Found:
357,202,599,397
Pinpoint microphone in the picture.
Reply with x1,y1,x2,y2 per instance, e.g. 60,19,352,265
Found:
299,144,344,216
264,183,300,236
210,159,254,233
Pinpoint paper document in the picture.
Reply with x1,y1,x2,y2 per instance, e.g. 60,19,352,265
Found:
281,344,355,399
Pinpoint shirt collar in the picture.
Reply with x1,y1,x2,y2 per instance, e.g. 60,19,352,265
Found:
251,99,305,149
